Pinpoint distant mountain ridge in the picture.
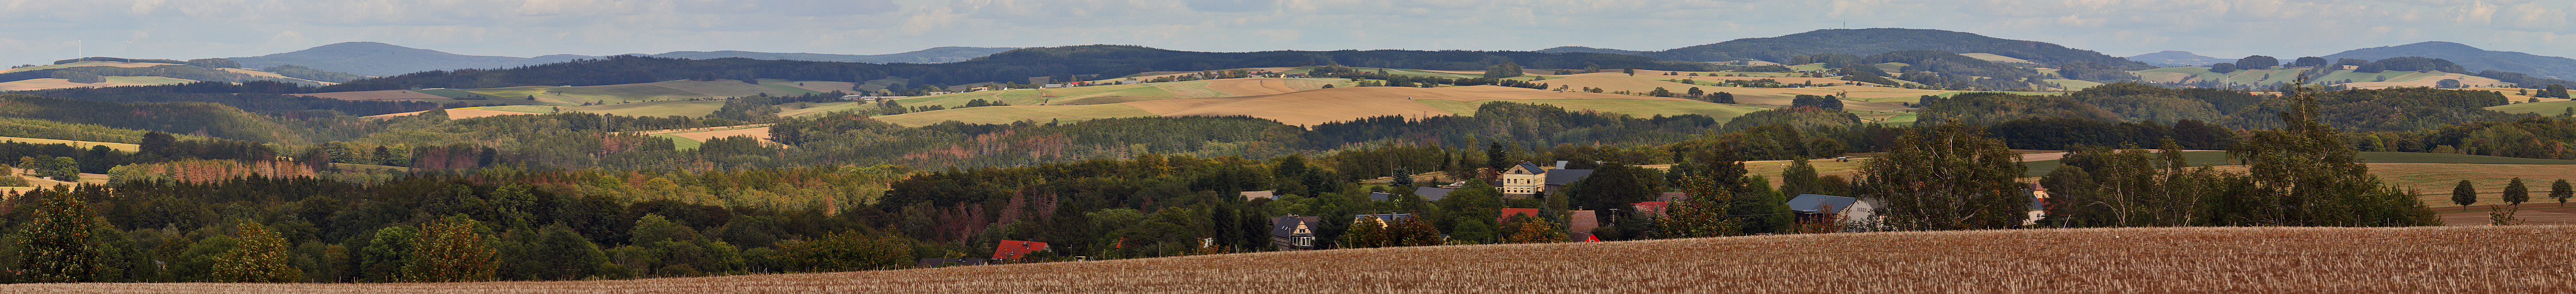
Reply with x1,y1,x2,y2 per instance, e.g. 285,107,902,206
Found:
1643,28,2152,69
2323,41,2576,79
227,42,1019,76
2125,51,2229,67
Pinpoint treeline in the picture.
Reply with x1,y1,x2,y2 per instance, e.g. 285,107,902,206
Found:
1920,84,2521,133
14,82,438,116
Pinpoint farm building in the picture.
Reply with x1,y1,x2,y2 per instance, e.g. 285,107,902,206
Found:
1241,191,1277,200
1369,192,1394,201
1271,215,1322,250
1632,202,1671,218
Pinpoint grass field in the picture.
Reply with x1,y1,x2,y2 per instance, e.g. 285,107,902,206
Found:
656,135,703,150
2485,99,2576,116
2019,151,2576,208
17,226,2565,292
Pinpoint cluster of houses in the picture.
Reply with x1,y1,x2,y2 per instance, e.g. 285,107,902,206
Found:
1261,161,2055,250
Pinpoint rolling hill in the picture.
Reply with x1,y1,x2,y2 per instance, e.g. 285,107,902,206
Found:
8,226,2562,292
2324,41,2576,80
1644,28,2152,68
2125,51,2228,66
0,61,342,91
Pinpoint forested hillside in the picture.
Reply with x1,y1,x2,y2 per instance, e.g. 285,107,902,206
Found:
1645,28,2151,68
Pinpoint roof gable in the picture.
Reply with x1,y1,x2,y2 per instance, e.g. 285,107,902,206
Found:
1413,187,1455,201
1543,169,1595,185
992,240,1050,259
1505,162,1547,175
1786,194,1861,213
1498,208,1542,223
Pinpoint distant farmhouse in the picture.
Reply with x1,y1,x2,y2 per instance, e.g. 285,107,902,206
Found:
1271,215,1322,250
1497,161,1595,198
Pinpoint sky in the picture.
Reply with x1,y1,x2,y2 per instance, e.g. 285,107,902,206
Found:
3,0,2573,68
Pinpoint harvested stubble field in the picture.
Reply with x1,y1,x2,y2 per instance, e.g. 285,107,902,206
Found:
15,226,2570,293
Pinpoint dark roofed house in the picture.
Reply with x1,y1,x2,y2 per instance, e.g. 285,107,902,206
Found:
1413,186,1455,201
1270,215,1322,250
992,240,1050,260
1369,192,1394,202
1657,192,1688,202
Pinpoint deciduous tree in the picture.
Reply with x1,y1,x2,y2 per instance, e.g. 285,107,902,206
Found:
211,221,300,282
1860,120,2026,230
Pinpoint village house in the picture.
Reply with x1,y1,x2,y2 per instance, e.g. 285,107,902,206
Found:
1270,215,1322,250
1240,191,1277,201
1786,194,1877,230
1497,161,1595,198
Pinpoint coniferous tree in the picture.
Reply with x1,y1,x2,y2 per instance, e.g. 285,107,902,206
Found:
211,221,300,282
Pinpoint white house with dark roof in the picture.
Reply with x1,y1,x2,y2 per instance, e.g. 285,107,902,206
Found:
1498,161,1595,198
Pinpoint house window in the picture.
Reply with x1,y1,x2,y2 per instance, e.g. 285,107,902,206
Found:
1295,237,1312,246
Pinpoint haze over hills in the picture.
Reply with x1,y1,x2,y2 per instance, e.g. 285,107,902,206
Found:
1639,28,2153,68
2125,51,2229,67
2322,41,2576,80
227,42,1019,76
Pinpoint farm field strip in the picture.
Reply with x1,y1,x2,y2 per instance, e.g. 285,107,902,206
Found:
15,226,2565,293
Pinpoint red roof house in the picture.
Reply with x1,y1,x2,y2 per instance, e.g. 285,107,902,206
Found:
992,240,1050,260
